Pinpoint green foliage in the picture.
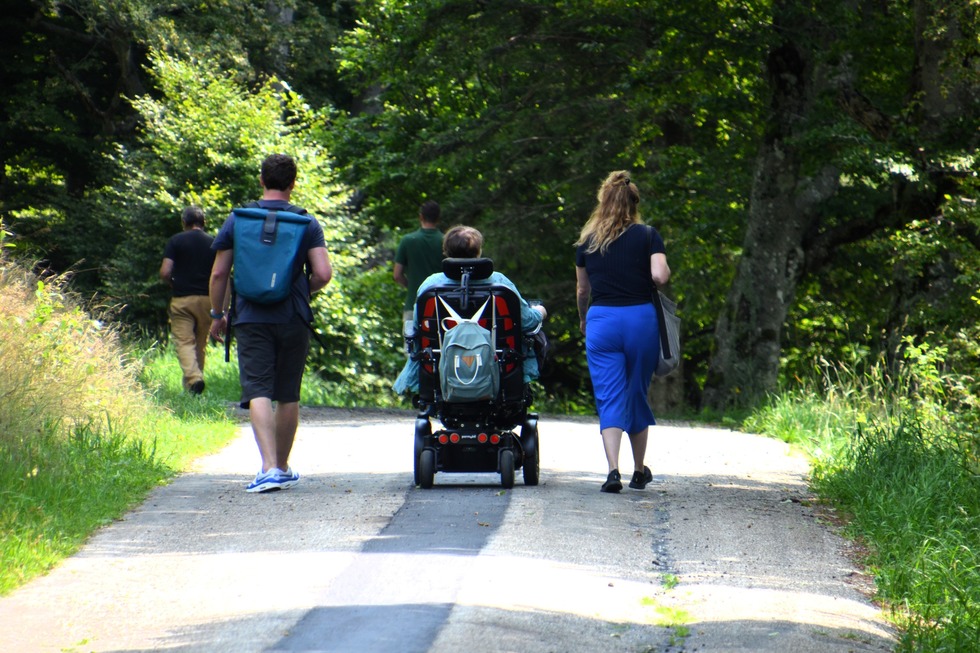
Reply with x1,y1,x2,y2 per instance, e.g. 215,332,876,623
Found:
309,264,409,405
0,0,353,313
0,420,171,595
5,0,980,414
329,0,763,400
0,2,157,284
0,248,239,595
748,335,975,453
817,415,980,651
103,48,404,400
105,49,343,331
746,337,980,650
137,341,247,417
0,274,145,441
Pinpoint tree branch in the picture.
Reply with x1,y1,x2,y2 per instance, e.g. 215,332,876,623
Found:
803,176,938,273
836,84,892,140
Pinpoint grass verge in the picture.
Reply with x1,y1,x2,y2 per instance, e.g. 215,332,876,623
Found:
0,251,239,595
744,342,980,651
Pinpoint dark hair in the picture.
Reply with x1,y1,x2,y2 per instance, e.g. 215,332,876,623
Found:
260,154,297,191
442,225,483,258
181,206,205,228
419,200,441,224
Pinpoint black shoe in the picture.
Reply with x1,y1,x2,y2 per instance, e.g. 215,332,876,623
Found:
629,466,654,489
601,469,622,493
189,380,205,395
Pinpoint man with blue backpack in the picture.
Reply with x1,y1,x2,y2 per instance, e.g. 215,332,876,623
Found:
208,153,333,493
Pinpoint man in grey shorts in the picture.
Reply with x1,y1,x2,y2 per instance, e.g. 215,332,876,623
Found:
208,153,333,493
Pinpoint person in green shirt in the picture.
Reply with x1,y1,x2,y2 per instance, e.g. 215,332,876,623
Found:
394,200,444,323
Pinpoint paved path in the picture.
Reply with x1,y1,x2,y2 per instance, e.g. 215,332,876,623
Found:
0,411,896,652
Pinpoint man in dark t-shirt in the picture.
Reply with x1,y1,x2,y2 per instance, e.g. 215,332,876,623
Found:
160,206,216,394
208,153,333,494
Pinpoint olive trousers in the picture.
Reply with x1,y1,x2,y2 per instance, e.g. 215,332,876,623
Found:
169,295,211,390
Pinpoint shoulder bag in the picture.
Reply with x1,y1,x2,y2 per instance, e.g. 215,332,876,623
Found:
647,226,680,377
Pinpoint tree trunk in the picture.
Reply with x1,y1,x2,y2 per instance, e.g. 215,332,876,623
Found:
649,362,684,417
702,38,837,411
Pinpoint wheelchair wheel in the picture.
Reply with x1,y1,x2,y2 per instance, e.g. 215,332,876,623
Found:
413,419,430,486
521,419,540,486
419,449,435,489
500,449,515,489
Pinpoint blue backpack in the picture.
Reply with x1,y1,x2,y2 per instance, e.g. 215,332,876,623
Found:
231,206,312,304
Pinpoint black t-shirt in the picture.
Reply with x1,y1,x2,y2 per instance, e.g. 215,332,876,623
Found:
163,229,216,297
575,223,666,306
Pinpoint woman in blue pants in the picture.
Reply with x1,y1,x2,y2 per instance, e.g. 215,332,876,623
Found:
575,171,672,493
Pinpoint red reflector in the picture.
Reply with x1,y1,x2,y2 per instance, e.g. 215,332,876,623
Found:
450,433,461,443
438,434,449,445
490,433,501,444
478,433,488,443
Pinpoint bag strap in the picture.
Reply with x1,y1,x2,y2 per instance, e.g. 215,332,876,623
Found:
243,200,308,216
646,226,672,359
304,320,329,353
453,355,483,385
225,285,235,363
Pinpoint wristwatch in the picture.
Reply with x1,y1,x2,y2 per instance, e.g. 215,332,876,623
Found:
209,309,225,319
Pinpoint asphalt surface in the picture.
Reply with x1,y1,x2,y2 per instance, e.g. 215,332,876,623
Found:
0,408,896,652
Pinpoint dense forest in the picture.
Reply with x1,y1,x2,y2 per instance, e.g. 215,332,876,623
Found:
2,0,979,412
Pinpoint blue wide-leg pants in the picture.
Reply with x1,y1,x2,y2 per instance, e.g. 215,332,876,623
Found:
585,303,659,433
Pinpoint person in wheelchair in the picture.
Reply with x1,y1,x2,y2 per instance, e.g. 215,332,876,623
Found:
393,225,547,395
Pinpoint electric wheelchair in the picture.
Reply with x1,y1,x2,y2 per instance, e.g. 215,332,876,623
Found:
405,258,541,489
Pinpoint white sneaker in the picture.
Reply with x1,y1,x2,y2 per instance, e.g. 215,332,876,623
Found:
246,469,284,493
278,467,300,489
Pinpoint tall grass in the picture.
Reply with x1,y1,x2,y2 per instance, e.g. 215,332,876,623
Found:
745,340,980,651
137,341,248,417
0,248,237,595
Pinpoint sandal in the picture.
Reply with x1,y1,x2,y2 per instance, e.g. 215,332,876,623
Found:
601,469,622,493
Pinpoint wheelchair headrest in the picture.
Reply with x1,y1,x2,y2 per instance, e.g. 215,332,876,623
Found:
443,257,494,281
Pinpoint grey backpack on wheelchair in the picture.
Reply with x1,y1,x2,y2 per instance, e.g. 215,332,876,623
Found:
437,298,499,402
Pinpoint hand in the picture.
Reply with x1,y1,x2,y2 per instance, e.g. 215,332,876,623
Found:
209,316,227,343
533,304,548,320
